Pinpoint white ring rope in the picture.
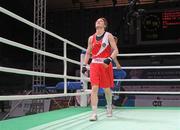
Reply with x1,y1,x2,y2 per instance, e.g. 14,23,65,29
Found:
115,66,180,69
1,7,180,58
0,7,86,51
86,66,180,70
0,91,91,101
114,79,180,82
0,7,88,98
0,7,180,101
85,90,180,95
0,37,81,65
112,91,180,95
0,66,82,80
118,52,180,57
1,66,179,82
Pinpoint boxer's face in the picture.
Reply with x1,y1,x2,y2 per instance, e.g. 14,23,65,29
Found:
95,18,106,29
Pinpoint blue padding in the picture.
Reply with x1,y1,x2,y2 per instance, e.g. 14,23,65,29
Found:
98,88,104,94
55,82,82,90
45,86,56,90
113,69,127,79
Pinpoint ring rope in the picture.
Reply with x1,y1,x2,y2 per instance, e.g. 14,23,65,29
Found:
114,66,180,69
0,37,81,65
1,7,180,102
118,52,180,57
87,66,180,70
2,66,179,82
112,91,180,95
0,91,91,101
85,90,180,95
1,7,180,58
0,7,86,51
114,79,180,82
1,66,179,82
0,66,82,80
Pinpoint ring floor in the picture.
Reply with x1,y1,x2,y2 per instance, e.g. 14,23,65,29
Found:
0,107,180,130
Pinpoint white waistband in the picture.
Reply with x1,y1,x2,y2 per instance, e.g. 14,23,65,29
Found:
91,58,105,63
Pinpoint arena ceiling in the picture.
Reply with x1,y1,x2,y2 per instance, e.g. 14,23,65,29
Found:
46,0,178,11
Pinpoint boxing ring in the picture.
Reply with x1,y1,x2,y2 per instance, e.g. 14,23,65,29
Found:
0,6,180,130
0,107,179,130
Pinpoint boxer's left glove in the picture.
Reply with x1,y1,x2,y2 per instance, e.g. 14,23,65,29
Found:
103,57,113,65
82,64,87,74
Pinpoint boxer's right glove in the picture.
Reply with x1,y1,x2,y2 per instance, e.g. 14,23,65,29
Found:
82,64,87,74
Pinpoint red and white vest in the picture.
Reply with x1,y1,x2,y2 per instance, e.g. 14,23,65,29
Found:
91,32,111,59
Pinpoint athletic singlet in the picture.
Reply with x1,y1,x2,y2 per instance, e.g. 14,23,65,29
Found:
91,32,111,59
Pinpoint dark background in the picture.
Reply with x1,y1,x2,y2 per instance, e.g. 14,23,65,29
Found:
0,0,180,94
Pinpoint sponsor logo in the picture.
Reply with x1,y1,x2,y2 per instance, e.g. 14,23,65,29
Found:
102,43,106,47
152,100,162,106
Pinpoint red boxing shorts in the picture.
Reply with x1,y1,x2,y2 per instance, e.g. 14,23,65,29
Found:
90,62,114,88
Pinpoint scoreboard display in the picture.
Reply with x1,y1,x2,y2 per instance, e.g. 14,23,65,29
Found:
137,9,180,44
